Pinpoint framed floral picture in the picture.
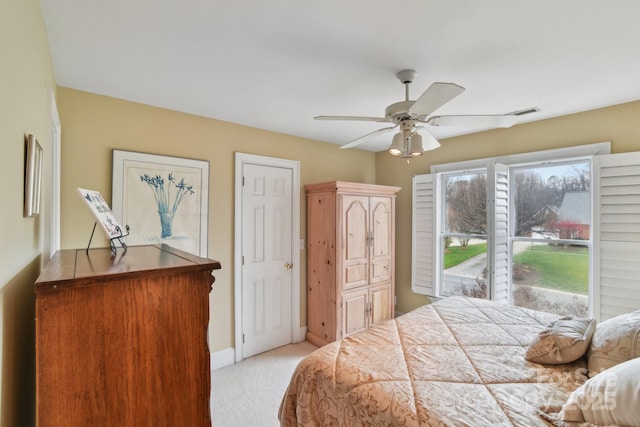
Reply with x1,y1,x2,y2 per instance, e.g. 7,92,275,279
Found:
112,150,209,257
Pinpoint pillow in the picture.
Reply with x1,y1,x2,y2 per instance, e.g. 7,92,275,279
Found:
558,356,640,425
588,310,640,377
525,317,596,364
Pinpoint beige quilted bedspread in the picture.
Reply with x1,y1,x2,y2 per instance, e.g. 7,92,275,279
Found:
279,296,587,426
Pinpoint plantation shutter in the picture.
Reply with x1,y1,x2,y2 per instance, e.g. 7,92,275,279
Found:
412,174,436,296
593,151,640,321
487,163,510,303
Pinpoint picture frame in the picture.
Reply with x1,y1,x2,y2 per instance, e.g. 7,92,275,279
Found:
112,150,209,257
24,134,43,217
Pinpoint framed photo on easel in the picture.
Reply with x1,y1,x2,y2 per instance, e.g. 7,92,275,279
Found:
77,188,129,254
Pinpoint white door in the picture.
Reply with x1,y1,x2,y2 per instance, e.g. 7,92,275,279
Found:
241,163,293,358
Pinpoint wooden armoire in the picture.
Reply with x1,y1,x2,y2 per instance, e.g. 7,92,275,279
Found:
34,244,221,427
305,181,400,346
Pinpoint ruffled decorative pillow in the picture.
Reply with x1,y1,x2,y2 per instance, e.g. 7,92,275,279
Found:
587,310,640,377
525,317,596,364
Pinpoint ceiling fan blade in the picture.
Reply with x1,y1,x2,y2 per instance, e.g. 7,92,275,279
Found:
428,114,518,128
408,82,465,117
340,126,398,149
315,115,390,122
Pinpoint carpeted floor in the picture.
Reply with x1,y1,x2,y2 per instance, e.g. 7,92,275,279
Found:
210,341,318,426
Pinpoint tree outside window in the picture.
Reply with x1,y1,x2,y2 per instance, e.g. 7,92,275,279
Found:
442,172,488,298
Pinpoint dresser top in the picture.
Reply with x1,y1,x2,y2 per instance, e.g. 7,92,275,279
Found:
35,244,221,291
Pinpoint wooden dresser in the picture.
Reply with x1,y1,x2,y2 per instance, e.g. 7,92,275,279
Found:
305,181,400,346
34,244,221,427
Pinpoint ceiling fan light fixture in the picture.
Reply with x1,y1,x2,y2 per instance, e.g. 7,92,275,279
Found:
421,131,441,151
409,133,424,157
388,133,404,156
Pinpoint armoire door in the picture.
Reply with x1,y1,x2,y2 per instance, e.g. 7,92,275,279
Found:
370,282,393,325
341,194,369,291
342,287,368,337
369,196,393,285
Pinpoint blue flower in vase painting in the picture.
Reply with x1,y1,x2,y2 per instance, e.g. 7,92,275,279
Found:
140,173,194,238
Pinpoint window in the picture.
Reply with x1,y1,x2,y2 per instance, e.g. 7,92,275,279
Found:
436,159,592,317
440,170,488,299
411,142,640,321
510,161,591,317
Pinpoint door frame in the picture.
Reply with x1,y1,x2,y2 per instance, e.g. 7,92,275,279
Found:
49,89,61,258
234,153,301,363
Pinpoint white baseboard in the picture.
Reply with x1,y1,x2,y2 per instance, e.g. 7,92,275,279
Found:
210,347,235,371
211,326,308,371
294,326,307,343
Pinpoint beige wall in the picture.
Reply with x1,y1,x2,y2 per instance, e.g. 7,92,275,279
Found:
56,87,376,352
0,0,56,425
375,100,640,314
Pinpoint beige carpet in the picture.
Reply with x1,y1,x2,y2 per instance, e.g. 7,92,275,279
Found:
210,341,318,426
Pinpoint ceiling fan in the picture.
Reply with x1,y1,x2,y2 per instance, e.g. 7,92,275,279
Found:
315,69,523,160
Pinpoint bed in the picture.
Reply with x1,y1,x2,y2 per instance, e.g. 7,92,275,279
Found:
278,296,591,426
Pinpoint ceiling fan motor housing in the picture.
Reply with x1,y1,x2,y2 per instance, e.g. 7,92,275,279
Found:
385,101,415,120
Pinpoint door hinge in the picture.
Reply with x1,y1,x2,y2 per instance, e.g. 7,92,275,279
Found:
242,176,245,186
242,333,245,344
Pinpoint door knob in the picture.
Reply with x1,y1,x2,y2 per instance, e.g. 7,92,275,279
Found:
284,263,293,270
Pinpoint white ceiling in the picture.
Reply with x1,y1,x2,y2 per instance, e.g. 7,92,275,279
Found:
40,0,640,152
